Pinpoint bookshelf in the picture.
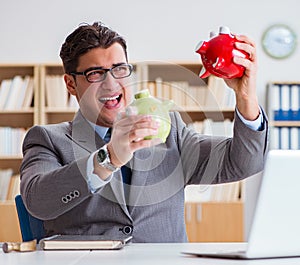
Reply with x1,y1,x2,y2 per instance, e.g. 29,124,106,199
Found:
39,62,235,125
0,64,39,242
39,64,78,124
0,64,38,175
0,62,239,242
136,61,235,124
267,82,300,150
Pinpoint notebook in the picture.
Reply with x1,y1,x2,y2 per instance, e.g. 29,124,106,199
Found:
39,234,132,250
182,150,300,259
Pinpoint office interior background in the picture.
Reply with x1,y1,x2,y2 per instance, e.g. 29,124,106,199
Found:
0,0,299,241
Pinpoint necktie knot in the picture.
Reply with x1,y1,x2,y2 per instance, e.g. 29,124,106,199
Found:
104,128,111,143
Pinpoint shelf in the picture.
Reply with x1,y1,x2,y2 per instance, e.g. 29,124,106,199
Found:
44,109,234,125
42,63,64,75
141,61,208,87
179,110,235,124
0,64,36,80
0,110,34,128
267,82,300,149
46,107,78,112
271,121,300,127
0,64,39,126
44,108,77,124
0,156,23,174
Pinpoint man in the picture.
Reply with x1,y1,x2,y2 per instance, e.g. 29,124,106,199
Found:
20,22,268,242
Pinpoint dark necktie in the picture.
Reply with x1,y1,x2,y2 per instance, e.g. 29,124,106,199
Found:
104,129,132,203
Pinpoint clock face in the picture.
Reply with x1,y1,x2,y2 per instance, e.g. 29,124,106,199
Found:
262,24,297,59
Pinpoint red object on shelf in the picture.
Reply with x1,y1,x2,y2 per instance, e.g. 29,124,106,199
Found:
195,26,249,79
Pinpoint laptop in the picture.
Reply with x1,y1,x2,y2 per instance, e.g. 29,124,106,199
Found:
182,150,300,259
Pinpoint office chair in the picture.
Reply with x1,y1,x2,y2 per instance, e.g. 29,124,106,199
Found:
15,194,45,242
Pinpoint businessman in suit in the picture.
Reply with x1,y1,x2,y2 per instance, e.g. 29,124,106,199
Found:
20,22,268,242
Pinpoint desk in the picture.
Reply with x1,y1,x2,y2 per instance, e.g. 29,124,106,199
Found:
1,243,300,265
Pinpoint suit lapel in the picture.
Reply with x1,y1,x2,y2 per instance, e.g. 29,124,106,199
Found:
108,171,132,219
127,148,155,213
68,111,131,218
69,111,104,153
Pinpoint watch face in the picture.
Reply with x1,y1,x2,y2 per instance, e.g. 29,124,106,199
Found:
98,148,107,163
97,146,119,172
262,24,297,59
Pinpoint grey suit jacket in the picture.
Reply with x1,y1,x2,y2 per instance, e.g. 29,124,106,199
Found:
20,110,268,242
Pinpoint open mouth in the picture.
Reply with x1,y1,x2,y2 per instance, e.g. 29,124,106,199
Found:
99,94,122,108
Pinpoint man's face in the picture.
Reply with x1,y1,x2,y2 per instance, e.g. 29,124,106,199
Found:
65,43,133,127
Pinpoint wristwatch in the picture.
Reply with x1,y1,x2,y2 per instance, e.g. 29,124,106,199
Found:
96,145,119,172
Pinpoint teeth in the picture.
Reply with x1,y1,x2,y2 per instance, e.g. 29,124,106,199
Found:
100,95,119,102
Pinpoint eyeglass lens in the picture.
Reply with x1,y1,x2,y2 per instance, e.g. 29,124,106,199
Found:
86,64,132,82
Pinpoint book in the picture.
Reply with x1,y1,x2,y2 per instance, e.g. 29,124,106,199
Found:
0,168,13,201
39,234,132,250
15,75,30,109
45,75,68,108
291,84,300,120
0,79,12,109
21,76,34,109
281,84,290,120
3,75,24,110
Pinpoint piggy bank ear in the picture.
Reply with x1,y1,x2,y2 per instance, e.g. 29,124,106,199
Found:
209,31,217,38
199,66,210,78
195,41,208,54
219,26,231,34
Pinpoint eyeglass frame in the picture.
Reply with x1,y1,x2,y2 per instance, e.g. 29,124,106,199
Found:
69,63,133,83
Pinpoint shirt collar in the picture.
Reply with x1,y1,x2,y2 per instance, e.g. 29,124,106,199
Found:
86,120,109,139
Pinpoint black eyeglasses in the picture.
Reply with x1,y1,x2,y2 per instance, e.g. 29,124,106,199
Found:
70,63,133,83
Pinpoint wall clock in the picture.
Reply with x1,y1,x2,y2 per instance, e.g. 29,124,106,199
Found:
261,24,297,59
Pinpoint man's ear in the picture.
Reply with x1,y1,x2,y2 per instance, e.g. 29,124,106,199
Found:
64,74,77,96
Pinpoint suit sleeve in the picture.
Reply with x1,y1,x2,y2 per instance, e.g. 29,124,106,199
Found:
172,108,269,186
20,125,93,220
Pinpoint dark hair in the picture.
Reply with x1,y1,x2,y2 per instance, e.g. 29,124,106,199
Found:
59,22,128,74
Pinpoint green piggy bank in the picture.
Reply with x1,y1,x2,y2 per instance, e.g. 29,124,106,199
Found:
129,89,173,143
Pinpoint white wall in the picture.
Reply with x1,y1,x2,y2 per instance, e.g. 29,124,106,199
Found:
0,0,299,106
